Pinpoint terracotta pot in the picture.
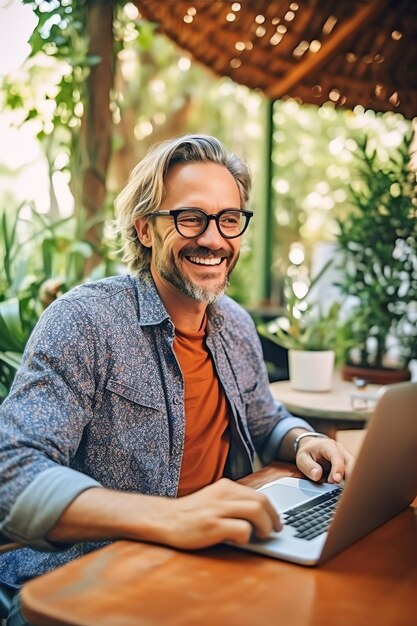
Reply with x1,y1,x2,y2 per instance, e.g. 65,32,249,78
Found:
341,363,411,385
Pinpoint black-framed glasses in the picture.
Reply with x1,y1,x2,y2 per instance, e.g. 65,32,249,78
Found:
149,208,253,239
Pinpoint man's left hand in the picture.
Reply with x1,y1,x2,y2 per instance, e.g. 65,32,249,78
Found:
296,437,354,483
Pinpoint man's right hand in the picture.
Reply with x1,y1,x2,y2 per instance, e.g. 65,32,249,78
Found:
151,478,282,549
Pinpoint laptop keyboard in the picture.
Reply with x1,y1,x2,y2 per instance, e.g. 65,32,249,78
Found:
282,487,343,541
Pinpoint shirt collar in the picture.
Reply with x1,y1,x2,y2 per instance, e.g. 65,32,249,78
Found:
133,270,170,326
132,269,225,332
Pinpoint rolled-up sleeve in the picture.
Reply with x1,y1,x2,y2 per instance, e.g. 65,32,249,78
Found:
1,466,101,550
259,414,314,465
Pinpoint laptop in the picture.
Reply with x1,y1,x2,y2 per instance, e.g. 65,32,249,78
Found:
241,381,417,566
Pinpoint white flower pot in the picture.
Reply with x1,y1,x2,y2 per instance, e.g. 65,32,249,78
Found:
288,350,335,392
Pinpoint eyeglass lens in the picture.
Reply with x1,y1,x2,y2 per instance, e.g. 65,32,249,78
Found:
175,209,247,238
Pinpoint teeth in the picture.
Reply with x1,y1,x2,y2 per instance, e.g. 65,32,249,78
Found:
188,256,222,266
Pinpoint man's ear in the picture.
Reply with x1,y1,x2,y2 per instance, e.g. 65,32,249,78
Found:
135,217,153,248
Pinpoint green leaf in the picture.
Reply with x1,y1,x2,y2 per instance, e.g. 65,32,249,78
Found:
0,299,27,352
0,351,23,370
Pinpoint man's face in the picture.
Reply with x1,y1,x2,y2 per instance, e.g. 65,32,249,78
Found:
140,162,242,304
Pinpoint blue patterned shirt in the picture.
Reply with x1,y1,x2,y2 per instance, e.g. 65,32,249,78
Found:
0,271,311,587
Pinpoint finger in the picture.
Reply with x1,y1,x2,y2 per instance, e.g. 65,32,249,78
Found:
171,518,254,549
217,518,253,545
325,444,353,483
191,515,263,548
330,443,354,482
248,497,283,536
210,480,282,532
296,448,325,482
220,498,282,538
251,491,282,533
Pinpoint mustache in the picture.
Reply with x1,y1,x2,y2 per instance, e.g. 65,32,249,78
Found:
179,246,234,260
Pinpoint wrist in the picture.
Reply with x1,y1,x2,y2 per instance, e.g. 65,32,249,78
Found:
293,432,328,457
124,493,175,545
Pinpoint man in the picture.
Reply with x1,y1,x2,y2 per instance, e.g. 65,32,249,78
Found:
0,135,352,623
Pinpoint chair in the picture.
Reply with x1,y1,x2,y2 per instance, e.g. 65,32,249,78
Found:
0,543,21,624
258,333,289,382
246,307,290,383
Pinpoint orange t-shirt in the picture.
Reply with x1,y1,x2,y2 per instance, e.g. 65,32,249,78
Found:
174,316,230,497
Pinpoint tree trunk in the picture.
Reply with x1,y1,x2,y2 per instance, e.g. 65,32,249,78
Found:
80,0,115,275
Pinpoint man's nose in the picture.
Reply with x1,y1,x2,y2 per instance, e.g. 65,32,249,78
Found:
195,218,225,247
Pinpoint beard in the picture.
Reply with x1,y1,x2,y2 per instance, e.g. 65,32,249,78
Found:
153,233,238,304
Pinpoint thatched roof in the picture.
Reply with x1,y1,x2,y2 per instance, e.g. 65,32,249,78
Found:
136,0,417,119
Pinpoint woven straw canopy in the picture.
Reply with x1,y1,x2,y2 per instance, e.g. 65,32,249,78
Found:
136,0,417,119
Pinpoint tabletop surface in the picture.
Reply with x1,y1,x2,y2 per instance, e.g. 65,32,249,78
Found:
21,462,417,626
270,374,384,421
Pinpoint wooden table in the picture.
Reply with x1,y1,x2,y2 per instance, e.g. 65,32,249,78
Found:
21,462,417,626
270,374,384,437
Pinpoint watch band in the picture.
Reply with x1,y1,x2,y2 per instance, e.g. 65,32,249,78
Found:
294,432,328,456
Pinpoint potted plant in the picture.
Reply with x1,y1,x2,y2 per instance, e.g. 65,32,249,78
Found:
258,266,342,392
335,131,417,384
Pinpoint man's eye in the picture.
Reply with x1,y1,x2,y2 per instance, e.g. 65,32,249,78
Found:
178,216,203,225
220,215,240,225
180,217,201,224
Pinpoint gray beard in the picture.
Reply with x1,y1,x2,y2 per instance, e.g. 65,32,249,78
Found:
153,233,236,304
158,261,230,304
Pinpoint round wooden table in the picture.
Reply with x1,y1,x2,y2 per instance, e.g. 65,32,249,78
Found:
270,373,384,437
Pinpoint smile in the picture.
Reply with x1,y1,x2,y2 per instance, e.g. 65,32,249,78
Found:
186,256,224,266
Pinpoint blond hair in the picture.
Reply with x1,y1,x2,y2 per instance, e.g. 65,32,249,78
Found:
114,134,251,273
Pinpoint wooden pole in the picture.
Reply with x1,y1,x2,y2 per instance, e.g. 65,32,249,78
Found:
81,0,115,274
252,97,274,305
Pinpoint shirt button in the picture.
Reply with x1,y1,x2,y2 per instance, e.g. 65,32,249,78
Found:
173,396,182,406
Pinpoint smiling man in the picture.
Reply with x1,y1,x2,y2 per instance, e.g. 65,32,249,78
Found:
0,135,352,625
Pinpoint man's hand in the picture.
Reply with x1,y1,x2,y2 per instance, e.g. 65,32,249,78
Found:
295,436,354,484
48,478,282,551
151,478,282,549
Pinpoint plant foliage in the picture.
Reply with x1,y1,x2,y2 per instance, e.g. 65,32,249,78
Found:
335,132,417,369
0,203,118,402
258,262,342,352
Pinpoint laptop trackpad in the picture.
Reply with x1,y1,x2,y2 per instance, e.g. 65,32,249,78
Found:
259,477,335,513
